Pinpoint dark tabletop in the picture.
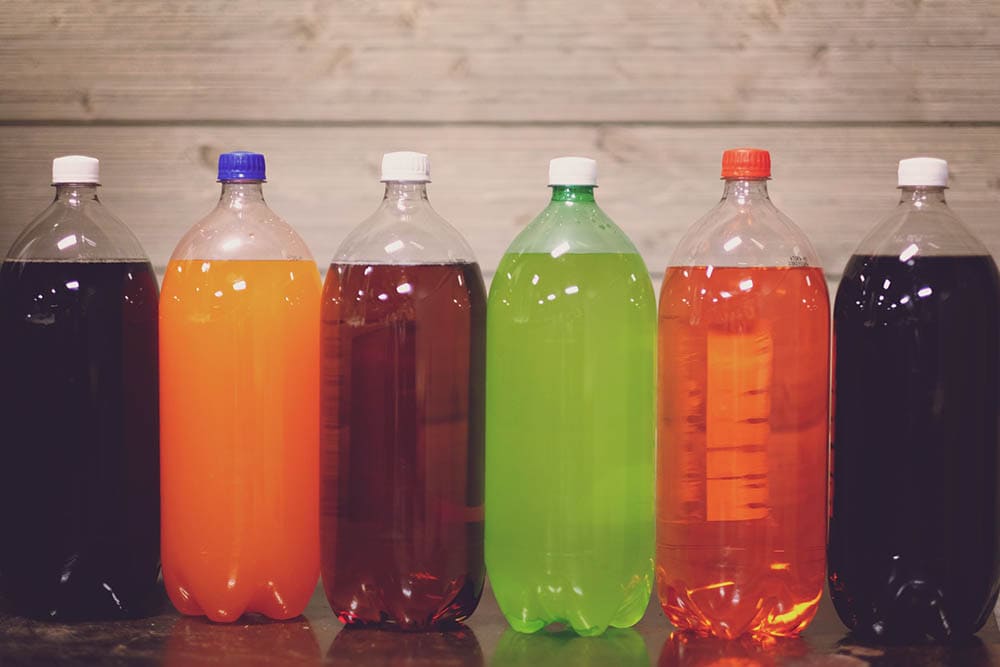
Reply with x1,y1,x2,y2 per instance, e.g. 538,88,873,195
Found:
0,583,997,666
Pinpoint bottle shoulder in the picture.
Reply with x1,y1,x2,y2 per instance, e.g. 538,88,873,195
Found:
835,253,1000,322
851,200,991,259
333,200,477,265
669,197,822,269
6,198,149,262
170,200,314,262
502,199,641,257
490,249,655,309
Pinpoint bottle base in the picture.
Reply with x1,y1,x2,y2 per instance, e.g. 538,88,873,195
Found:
659,583,821,640
495,593,648,638
165,581,313,624
503,617,617,638
331,596,481,633
337,614,471,633
1,580,165,622
333,601,480,633
830,585,996,644
324,574,483,633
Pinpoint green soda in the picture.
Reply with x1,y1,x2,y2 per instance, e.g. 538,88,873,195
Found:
486,157,656,636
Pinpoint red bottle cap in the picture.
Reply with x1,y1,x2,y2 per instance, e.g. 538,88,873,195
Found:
721,148,771,179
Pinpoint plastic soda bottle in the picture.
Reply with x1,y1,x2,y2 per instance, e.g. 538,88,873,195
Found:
320,151,486,629
657,148,829,638
829,157,1000,640
160,151,321,622
0,156,160,619
486,157,656,636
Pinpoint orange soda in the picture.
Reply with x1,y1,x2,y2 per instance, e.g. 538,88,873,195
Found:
159,152,320,622
656,149,830,639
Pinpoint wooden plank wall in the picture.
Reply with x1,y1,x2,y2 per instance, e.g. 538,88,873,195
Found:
2,0,1000,284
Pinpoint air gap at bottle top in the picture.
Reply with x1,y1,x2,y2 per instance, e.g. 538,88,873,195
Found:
486,156,657,636
657,148,830,639
159,151,321,622
320,151,487,629
829,157,1000,640
0,156,161,620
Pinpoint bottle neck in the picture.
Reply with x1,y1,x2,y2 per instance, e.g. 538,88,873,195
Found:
550,185,596,203
899,186,947,207
383,182,430,209
722,178,770,204
54,183,99,206
219,181,266,208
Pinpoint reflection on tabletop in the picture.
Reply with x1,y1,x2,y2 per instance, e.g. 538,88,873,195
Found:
659,628,1000,667
832,634,994,667
492,627,648,667
327,625,483,667
658,631,809,667
165,615,320,666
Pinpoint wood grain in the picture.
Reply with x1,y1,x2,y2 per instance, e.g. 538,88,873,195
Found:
1,0,999,123
2,125,999,281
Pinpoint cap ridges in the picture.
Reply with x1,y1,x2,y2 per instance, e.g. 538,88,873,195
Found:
721,148,771,179
549,157,598,186
381,151,431,183
898,157,948,188
218,151,266,181
52,155,100,185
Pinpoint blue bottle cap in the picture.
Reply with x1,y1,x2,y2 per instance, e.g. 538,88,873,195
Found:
217,151,266,181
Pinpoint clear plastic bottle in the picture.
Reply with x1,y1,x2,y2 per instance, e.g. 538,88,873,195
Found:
159,151,321,622
486,157,656,637
320,151,486,629
829,157,1000,640
657,148,829,638
0,156,160,619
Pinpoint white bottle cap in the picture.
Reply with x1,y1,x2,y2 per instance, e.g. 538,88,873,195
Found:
52,155,100,185
898,157,948,187
549,157,598,186
380,151,431,183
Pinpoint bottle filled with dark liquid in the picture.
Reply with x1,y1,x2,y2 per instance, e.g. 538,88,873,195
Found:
320,151,486,629
830,157,1000,641
0,156,160,620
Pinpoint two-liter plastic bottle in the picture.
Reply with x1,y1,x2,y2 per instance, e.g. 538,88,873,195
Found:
320,151,487,629
657,149,829,638
829,157,1000,641
159,152,321,621
0,156,160,620
486,157,657,636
